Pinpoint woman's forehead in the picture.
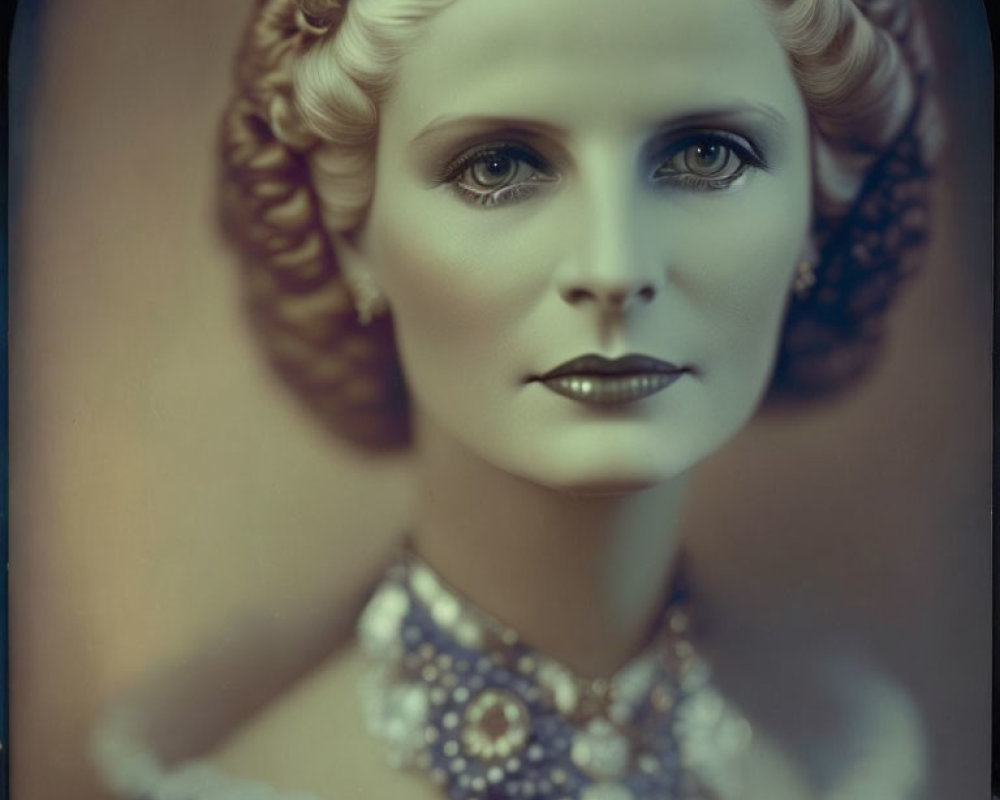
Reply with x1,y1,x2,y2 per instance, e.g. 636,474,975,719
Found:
385,0,801,138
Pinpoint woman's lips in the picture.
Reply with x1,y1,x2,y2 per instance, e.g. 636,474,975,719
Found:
532,354,689,405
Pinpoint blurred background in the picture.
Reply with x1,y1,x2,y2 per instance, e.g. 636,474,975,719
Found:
10,1,992,798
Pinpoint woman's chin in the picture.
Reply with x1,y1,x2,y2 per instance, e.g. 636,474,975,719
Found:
558,477,665,498
521,459,687,497
474,427,706,497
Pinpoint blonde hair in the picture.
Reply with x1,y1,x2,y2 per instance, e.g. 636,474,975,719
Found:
220,0,938,449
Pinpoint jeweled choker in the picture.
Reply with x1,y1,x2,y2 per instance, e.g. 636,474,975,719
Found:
357,547,751,800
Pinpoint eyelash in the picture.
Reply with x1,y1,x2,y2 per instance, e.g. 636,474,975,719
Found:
440,144,557,207
650,132,766,191
439,132,766,208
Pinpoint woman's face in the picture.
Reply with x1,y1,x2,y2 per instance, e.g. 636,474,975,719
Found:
346,0,811,492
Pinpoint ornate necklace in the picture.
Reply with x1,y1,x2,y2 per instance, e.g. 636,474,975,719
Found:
357,548,751,800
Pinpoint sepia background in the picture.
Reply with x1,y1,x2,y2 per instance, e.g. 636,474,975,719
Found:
10,2,992,798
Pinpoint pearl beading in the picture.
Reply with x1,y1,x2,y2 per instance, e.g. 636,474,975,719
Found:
358,550,751,800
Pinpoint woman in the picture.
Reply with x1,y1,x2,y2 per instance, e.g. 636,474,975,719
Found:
92,0,945,797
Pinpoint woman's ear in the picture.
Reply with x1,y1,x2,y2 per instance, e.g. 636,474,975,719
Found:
331,233,388,326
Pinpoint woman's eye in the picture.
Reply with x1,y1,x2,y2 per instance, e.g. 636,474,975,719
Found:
443,145,557,207
652,135,763,190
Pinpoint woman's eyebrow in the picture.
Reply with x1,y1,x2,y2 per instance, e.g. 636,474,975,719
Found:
410,116,568,148
649,103,790,138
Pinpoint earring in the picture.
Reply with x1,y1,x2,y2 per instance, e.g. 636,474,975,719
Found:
351,275,387,326
792,258,816,299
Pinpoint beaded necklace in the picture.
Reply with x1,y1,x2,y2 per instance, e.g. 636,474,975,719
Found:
358,548,751,800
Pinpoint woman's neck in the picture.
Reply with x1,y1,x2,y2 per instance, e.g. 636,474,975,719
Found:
410,415,688,678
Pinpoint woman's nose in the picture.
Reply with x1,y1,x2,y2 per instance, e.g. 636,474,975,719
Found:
560,282,657,311
556,167,662,314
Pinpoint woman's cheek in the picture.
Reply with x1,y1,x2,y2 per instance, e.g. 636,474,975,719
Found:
675,224,801,382
374,200,551,332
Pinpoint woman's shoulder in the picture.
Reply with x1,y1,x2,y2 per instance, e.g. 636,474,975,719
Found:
208,639,441,800
211,640,367,782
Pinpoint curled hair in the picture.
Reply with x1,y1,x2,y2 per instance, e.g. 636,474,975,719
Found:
219,0,453,448
762,0,940,399
219,0,939,449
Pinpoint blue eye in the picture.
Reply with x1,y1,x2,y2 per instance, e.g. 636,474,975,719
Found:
444,145,557,207
652,134,764,190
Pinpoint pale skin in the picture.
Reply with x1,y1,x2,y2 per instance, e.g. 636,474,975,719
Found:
339,0,809,677
213,0,917,796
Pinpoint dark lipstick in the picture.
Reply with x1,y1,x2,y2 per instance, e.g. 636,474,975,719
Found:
534,354,688,405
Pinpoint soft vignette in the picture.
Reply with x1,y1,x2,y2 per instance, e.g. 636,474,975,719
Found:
9,1,991,799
